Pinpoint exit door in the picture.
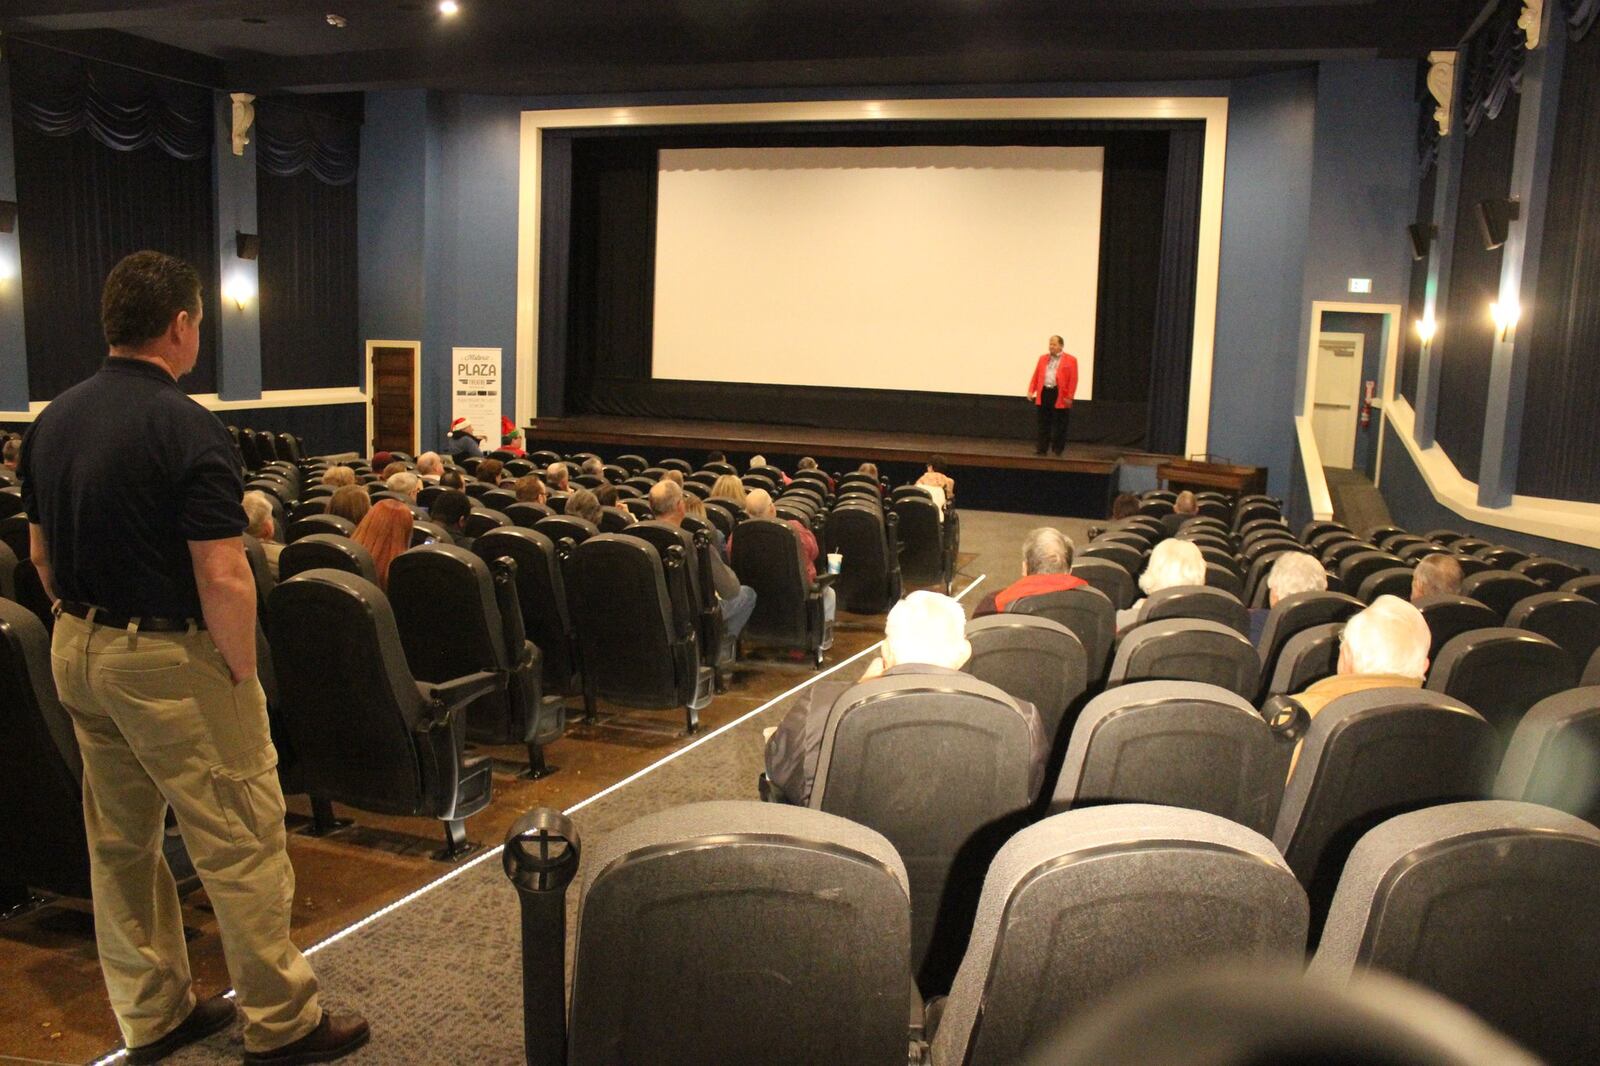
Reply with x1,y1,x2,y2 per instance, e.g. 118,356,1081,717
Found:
1311,334,1362,469
368,342,419,455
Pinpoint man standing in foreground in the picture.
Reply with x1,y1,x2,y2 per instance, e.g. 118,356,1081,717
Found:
21,252,367,1064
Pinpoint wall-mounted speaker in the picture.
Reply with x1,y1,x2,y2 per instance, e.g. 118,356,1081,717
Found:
236,231,260,260
1475,198,1520,251
1406,221,1437,260
0,201,16,234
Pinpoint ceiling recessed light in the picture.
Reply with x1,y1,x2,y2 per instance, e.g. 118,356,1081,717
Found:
439,0,459,14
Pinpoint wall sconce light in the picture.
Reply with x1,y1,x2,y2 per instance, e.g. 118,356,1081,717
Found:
1490,300,1520,342
223,273,255,310
0,254,15,285
1415,315,1437,343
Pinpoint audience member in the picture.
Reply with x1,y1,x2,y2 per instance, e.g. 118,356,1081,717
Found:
916,455,956,503
499,416,526,458
1117,537,1206,631
566,487,602,526
439,468,466,491
1285,595,1431,774
705,450,727,465
662,469,684,485
796,455,834,490
1411,552,1465,601
750,453,789,484
2,437,20,471
649,479,756,660
321,465,356,489
428,490,473,547
594,483,633,522
580,456,603,479
443,418,483,459
738,489,835,630
513,474,547,504
351,499,413,590
972,527,1084,617
475,458,504,485
415,452,444,482
370,451,395,471
545,462,570,492
763,591,1047,806
327,485,371,525
380,461,408,480
710,474,748,509
681,492,724,555
386,471,421,503
242,490,285,579
1248,552,1328,644
1110,492,1140,521
1162,489,1199,536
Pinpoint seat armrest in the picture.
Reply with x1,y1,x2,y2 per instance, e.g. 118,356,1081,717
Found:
421,670,506,716
811,572,838,592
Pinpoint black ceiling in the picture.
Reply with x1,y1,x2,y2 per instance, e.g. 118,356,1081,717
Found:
2,1,1485,97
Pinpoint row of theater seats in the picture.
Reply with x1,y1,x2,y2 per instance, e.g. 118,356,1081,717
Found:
502,794,1598,1064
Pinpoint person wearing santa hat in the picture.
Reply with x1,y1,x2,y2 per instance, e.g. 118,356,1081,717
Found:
443,417,483,460
499,415,526,458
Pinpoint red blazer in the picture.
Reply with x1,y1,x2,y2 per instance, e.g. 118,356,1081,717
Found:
1029,352,1079,409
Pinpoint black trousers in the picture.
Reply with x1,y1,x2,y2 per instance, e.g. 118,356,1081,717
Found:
1036,389,1071,455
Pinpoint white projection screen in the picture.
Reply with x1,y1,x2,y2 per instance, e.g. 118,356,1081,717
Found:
651,145,1104,399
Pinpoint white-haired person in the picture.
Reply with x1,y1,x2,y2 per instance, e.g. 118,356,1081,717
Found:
762,591,1048,806
1248,551,1329,645
242,490,285,579
544,461,570,494
732,488,835,629
415,451,445,483
1116,537,1207,632
749,453,789,485
1285,595,1432,774
385,470,421,504
973,527,1085,617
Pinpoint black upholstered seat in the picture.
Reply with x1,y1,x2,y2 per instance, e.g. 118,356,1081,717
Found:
1078,541,1143,577
1010,585,1116,681
1513,556,1586,589
1071,558,1135,610
826,503,902,613
1495,687,1600,824
1459,570,1544,620
286,513,356,543
267,569,497,858
1506,591,1600,671
1263,622,1343,696
473,527,579,695
1050,681,1294,834
1357,566,1414,603
1427,627,1577,747
729,516,832,666
464,508,510,538
1415,594,1501,662
930,806,1308,1066
277,533,377,584
1337,550,1406,593
388,544,562,778
1475,544,1529,569
627,520,729,677
1109,618,1260,698
534,513,598,546
1560,574,1600,602
1134,584,1250,635
503,501,553,528
1308,801,1600,1065
1256,590,1361,682
963,614,1087,743
893,494,953,592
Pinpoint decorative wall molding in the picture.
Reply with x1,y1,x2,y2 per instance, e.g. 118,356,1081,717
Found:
229,92,256,156
1427,50,1457,136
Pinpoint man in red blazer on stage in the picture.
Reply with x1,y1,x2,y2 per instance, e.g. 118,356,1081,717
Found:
1028,334,1079,456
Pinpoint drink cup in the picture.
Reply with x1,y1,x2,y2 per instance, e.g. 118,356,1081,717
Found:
827,552,843,574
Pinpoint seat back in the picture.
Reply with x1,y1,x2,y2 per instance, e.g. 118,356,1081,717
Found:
1427,627,1577,747
730,517,820,651
277,533,378,584
287,512,356,543
569,801,911,1064
474,527,576,691
1416,594,1502,661
1109,619,1261,698
1071,559,1135,610
811,671,1036,993
1309,800,1600,1065
1010,585,1116,679
1515,556,1585,588
1079,542,1143,576
1273,689,1496,930
504,501,554,528
1460,570,1544,620
535,514,598,545
963,614,1088,742
627,521,710,611
1264,622,1344,696
1257,591,1362,683
1135,585,1249,635
1495,686,1600,824
1506,591,1600,672
1051,681,1290,834
1560,574,1600,602
826,504,901,613
568,535,694,709
934,806,1307,1066
1357,567,1415,603
0,599,92,896
892,494,945,586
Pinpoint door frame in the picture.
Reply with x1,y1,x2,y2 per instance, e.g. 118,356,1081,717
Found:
365,339,422,457
1311,330,1365,469
1300,301,1403,488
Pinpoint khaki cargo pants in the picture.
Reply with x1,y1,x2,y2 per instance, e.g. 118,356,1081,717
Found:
51,611,321,1054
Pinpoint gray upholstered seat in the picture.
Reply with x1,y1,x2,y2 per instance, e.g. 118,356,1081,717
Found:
1506,591,1600,674
1010,584,1116,680
1495,687,1600,824
811,671,1038,996
1356,567,1414,603
1108,618,1260,698
1049,681,1292,834
276,532,378,584
1426,627,1577,748
1459,570,1544,620
1070,558,1135,609
1256,590,1362,685
1272,688,1497,935
930,805,1307,1066
1263,622,1343,697
1134,584,1249,635
963,614,1087,743
566,801,915,1066
1309,800,1600,1065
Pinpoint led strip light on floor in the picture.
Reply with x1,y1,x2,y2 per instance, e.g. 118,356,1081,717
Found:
90,574,987,1065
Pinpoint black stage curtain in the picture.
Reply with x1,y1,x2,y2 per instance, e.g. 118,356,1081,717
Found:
256,100,361,391
548,120,1201,451
1146,126,1204,455
10,43,218,400
1401,66,1440,408
254,94,360,186
1517,18,1600,502
1434,2,1524,484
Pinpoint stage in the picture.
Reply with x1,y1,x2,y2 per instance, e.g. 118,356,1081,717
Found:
522,416,1266,517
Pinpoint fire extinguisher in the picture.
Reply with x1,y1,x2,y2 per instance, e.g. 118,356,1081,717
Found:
1359,380,1376,429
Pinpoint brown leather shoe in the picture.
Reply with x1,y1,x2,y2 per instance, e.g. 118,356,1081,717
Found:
243,1011,370,1064
126,995,237,1064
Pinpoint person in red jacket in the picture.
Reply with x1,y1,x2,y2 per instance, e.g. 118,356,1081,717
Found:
1028,334,1080,456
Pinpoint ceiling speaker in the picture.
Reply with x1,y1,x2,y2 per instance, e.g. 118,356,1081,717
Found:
1475,198,1519,251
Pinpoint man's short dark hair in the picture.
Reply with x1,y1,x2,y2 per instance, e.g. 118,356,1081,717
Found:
102,251,202,349
705,450,725,464
2,439,19,464
929,454,947,472
430,490,472,529
440,469,466,490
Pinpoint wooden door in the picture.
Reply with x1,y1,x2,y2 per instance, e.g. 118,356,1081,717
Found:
371,346,416,454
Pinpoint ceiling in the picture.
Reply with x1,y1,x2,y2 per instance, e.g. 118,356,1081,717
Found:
2,1,1484,97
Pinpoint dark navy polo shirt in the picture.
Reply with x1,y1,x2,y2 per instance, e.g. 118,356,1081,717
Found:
20,357,246,618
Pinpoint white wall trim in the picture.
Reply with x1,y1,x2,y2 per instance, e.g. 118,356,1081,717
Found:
516,95,1229,458
364,339,423,455
0,386,367,423
1386,396,1600,550
1294,415,1336,521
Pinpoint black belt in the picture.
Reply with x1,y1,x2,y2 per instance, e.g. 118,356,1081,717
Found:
57,601,205,633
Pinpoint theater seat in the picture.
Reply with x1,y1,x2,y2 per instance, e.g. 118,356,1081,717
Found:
1495,687,1600,824
827,503,903,613
504,501,553,527
810,671,1037,995
1070,558,1135,610
1357,567,1414,603
535,513,597,546
1415,594,1501,662
276,533,378,584
565,534,712,733
287,513,355,543
389,544,563,778
1427,628,1576,747
1506,591,1600,673
963,614,1087,744
1272,688,1496,936
1263,622,1343,697
504,801,914,1066
930,806,1307,1066
1108,618,1260,698
1562,574,1600,603
473,527,578,695
1460,570,1544,621
464,508,510,538
628,520,729,680
1309,801,1600,1065
267,569,496,859
730,516,833,667
1010,585,1116,681
894,493,953,593
1256,591,1362,686
1134,584,1249,635
1515,556,1586,589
